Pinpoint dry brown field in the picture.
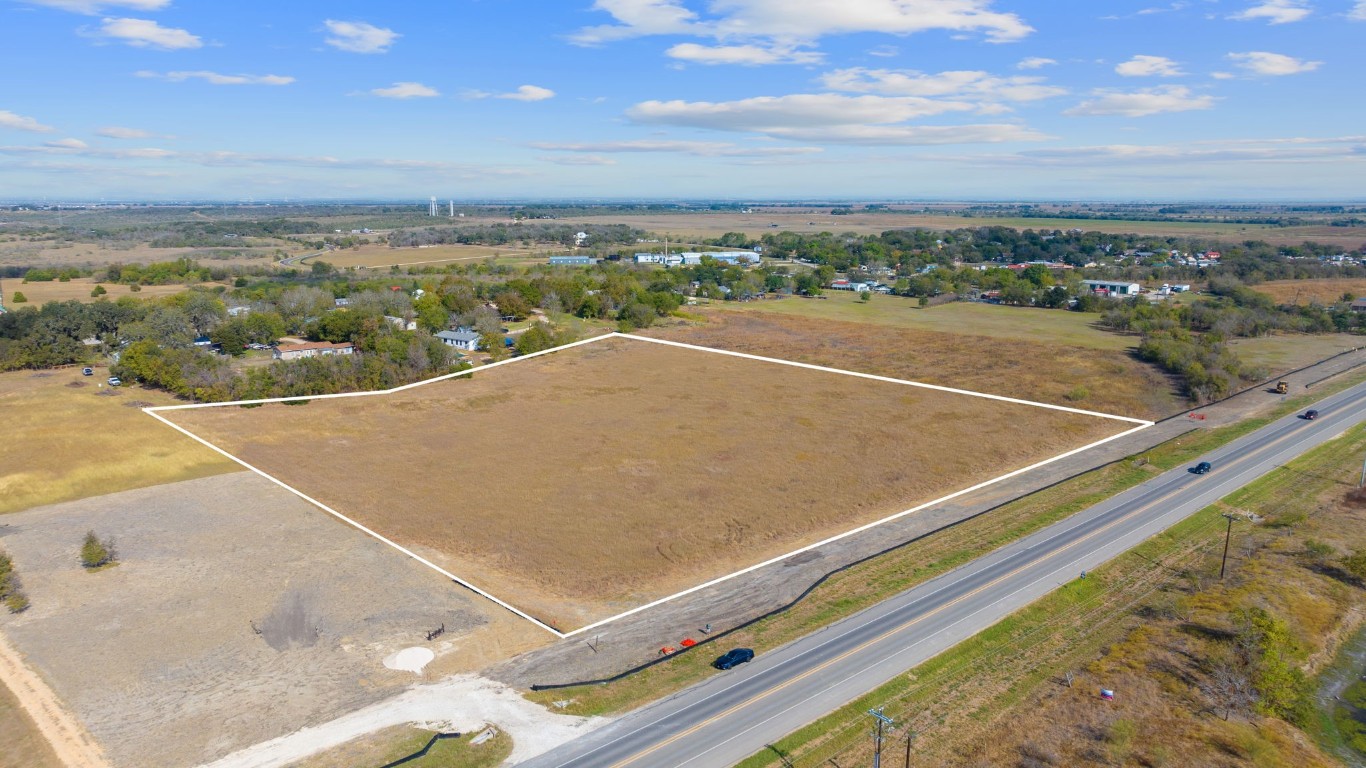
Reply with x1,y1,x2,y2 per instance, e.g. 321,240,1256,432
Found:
1255,277,1366,305
162,336,1130,630
0,367,237,515
0,240,285,268
566,210,1364,246
4,277,207,306
649,309,1179,421
318,243,545,270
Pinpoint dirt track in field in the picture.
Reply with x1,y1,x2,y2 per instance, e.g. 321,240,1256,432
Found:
164,336,1129,631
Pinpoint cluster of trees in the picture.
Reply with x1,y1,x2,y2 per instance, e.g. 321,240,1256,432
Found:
1206,607,1315,725
699,227,1363,285
386,223,646,249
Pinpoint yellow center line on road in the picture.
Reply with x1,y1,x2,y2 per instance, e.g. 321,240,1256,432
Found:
605,414,1324,768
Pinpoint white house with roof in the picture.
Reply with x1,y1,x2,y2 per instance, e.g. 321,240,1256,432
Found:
436,329,481,351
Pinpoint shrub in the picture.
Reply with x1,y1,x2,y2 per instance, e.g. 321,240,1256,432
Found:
10,291,26,303
90,285,107,297
0,552,29,613
80,531,116,570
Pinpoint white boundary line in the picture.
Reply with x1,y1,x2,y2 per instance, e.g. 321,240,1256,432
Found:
144,332,1155,638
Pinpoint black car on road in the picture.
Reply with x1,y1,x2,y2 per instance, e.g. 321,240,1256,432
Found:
1190,461,1212,475
713,648,755,670
1303,410,1319,420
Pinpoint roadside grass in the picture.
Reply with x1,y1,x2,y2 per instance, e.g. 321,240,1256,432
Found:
0,368,237,515
526,372,1366,717
286,725,511,768
0,677,61,768
741,421,1366,768
1255,278,1366,306
710,290,1134,350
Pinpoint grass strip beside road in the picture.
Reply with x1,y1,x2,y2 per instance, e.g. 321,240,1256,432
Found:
527,372,1366,717
285,725,512,768
741,421,1366,767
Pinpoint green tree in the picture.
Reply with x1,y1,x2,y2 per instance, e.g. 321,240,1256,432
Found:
514,322,556,355
91,285,107,298
80,531,116,570
413,292,449,332
480,332,509,360
10,291,26,303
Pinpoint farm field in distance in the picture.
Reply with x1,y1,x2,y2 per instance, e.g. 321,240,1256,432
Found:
316,243,546,270
161,335,1134,631
0,239,287,268
571,209,1365,248
3,277,215,306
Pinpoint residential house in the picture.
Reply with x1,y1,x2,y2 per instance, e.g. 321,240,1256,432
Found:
549,255,598,266
436,329,481,351
384,315,417,331
273,341,355,360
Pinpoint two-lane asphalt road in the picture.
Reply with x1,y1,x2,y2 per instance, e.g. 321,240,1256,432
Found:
520,379,1366,768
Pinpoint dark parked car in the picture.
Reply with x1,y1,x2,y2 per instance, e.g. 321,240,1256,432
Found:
1304,410,1319,420
713,648,755,670
1191,461,1212,475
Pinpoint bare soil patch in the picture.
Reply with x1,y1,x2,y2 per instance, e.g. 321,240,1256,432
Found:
163,336,1130,631
0,473,541,768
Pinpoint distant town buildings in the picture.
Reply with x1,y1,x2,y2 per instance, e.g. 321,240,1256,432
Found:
273,341,355,361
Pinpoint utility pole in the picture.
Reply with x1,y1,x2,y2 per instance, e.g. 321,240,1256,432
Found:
1219,512,1239,579
903,727,916,767
868,708,894,768
1359,451,1366,488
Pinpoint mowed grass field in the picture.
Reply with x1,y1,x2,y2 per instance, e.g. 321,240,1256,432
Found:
163,336,1131,630
5,278,202,306
1229,333,1362,372
317,243,547,270
1256,277,1366,305
0,368,237,515
654,306,1179,420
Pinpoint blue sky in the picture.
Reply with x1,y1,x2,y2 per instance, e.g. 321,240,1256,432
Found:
1,0,1363,201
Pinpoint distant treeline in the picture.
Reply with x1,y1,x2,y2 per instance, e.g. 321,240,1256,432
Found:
386,223,646,248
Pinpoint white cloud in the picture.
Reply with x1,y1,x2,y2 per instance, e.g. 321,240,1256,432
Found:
1064,86,1215,117
537,155,618,166
1227,51,1322,75
1351,1,1366,20
938,136,1366,167
1231,0,1312,24
819,67,1067,103
0,110,55,133
497,85,556,101
45,138,88,149
95,17,201,49
136,70,295,86
574,0,1034,51
20,0,168,13
323,20,399,54
1210,71,1235,80
868,45,899,57
1115,55,1185,77
625,93,1049,145
531,139,823,157
370,82,439,99
666,42,823,66
1016,56,1056,70
96,126,155,139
